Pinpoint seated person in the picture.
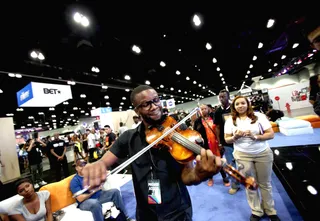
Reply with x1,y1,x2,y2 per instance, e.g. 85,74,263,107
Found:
265,105,284,122
8,178,53,221
70,159,134,221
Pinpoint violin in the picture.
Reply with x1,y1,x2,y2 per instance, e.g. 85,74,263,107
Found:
145,115,258,190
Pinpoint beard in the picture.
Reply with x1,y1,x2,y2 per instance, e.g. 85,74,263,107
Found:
141,112,166,126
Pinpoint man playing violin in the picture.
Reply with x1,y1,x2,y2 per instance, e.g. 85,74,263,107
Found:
82,85,222,221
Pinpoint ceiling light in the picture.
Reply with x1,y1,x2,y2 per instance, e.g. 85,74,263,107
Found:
104,95,109,99
192,14,202,27
125,89,130,92
170,87,174,91
216,67,220,71
30,51,45,61
132,45,141,54
268,69,272,72
85,113,89,116
160,61,166,67
258,42,263,48
274,63,278,67
122,97,126,100
292,43,299,49
193,81,197,84
120,102,124,105
145,80,151,85
16,108,24,111
219,73,223,77
212,58,217,63
106,102,110,105
178,90,181,92
67,81,76,85
176,70,181,75
178,49,181,52
73,12,89,27
307,185,318,195
206,43,212,50
267,19,275,28
252,56,257,61
80,94,86,98
73,107,78,110
124,75,131,80
247,71,250,74
163,34,166,37
63,101,69,105
186,76,190,80
281,55,286,59
87,101,92,105
6,113,14,117
245,75,248,78
91,67,100,73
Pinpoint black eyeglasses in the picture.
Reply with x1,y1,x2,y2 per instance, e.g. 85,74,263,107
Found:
135,97,161,110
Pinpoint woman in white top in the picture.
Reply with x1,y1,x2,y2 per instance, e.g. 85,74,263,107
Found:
224,96,280,221
9,178,53,221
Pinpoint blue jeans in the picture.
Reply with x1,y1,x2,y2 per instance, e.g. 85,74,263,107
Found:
79,189,127,221
224,146,240,189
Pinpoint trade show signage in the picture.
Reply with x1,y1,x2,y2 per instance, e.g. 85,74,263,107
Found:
16,82,73,107
90,107,112,116
161,98,176,109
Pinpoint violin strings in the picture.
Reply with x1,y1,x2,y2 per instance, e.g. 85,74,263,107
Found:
171,132,201,155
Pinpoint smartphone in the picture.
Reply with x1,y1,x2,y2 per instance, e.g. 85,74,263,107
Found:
34,132,39,140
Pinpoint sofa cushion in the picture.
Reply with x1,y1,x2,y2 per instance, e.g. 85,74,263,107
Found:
39,175,76,212
278,119,311,129
295,115,320,122
0,194,23,214
60,202,115,221
270,121,278,127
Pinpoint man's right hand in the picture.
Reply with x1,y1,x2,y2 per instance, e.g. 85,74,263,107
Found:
82,160,107,189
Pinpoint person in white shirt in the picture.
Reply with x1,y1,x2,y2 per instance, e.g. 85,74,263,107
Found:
87,129,98,163
131,116,141,129
224,95,280,221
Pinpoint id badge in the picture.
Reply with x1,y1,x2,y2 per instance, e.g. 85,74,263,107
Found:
147,179,162,204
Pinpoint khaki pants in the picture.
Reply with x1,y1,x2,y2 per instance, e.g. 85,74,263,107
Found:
233,148,277,217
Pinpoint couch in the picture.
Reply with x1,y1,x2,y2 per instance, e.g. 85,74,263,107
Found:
0,174,132,221
295,115,320,128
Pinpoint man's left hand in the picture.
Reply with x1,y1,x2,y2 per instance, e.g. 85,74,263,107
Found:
194,148,222,182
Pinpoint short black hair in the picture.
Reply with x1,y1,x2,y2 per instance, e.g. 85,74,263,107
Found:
219,89,229,96
104,125,111,128
130,85,154,105
15,178,32,191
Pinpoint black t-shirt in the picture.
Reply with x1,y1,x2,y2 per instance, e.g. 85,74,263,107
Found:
49,139,66,156
214,105,232,146
27,141,43,165
110,122,192,221
105,132,116,147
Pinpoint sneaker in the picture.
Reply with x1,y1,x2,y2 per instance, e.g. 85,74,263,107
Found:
268,215,281,221
39,180,47,185
207,178,214,186
228,187,239,195
34,183,40,189
250,214,262,221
